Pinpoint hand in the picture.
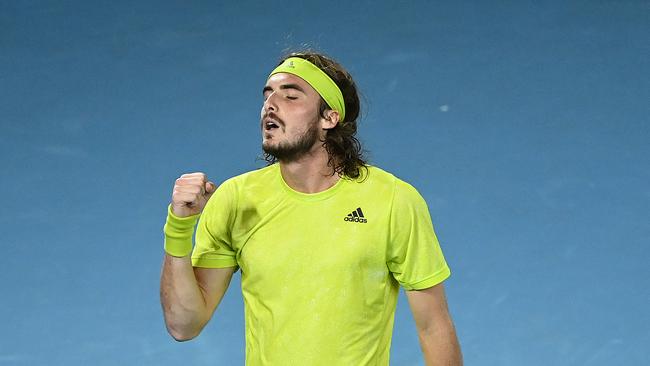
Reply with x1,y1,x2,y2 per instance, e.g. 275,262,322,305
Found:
170,172,217,217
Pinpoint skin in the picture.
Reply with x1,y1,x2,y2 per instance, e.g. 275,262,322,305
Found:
406,284,463,365
160,72,462,364
261,72,341,193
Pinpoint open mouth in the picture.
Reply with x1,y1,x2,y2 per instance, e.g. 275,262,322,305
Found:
264,120,280,131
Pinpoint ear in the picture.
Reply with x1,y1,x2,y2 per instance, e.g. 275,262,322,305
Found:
320,109,340,130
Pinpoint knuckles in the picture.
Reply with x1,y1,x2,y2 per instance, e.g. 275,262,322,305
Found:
179,172,207,180
176,174,208,187
173,186,203,194
173,173,209,201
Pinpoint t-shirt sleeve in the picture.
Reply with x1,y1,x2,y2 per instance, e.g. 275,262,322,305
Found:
191,179,239,270
386,180,450,290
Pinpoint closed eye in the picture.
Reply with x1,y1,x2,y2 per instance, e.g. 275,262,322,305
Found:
262,83,305,101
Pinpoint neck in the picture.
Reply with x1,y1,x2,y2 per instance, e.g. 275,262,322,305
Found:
279,146,340,194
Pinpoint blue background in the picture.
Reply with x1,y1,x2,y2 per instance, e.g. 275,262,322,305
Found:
1,1,648,365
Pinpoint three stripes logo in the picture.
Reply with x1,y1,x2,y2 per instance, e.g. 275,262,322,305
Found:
344,207,367,224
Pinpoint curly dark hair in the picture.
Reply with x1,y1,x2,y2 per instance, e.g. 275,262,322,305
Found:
263,51,368,179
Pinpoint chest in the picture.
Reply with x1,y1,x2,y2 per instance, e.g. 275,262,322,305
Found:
235,200,388,280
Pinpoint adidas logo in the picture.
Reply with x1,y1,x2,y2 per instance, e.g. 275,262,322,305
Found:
343,207,367,223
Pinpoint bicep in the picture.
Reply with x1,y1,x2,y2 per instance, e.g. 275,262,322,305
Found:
193,266,236,316
405,282,454,333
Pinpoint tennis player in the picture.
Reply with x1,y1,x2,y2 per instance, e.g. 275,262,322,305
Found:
160,51,462,365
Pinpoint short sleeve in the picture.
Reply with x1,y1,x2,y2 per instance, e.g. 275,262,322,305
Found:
386,180,450,290
191,179,239,270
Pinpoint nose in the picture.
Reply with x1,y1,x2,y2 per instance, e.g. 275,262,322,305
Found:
263,92,277,113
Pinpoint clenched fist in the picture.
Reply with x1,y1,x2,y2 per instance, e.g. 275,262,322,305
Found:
171,173,216,218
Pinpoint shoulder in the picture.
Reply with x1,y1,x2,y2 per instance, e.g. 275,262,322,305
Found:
349,165,398,188
347,166,426,212
219,164,278,189
205,164,278,209
358,165,422,197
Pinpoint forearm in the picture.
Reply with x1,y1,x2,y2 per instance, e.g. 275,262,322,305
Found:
160,253,209,341
418,324,463,366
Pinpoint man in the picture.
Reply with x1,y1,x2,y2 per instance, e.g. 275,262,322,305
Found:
160,52,462,365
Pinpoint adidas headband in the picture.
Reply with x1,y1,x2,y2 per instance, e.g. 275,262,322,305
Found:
269,57,346,122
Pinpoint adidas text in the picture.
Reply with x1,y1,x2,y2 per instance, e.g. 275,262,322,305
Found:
344,207,367,223
344,216,367,223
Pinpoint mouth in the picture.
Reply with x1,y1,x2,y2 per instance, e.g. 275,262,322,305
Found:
263,118,281,131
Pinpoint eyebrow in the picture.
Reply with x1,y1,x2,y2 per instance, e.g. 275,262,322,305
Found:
262,83,306,95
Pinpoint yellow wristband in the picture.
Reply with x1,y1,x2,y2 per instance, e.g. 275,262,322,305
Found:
163,204,201,257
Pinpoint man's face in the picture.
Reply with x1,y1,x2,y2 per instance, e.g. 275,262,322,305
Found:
261,73,324,162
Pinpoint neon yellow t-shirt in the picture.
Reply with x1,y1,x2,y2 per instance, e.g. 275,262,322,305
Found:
192,164,450,365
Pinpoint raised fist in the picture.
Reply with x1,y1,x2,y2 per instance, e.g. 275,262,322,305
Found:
170,172,216,217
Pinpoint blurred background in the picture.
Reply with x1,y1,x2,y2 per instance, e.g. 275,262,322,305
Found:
1,1,648,365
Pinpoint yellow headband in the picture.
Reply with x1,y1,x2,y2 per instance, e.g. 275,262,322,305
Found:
269,57,346,122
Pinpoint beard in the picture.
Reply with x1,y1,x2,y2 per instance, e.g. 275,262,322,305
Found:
262,121,322,163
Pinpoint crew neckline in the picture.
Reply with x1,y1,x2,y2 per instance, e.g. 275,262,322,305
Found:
275,164,347,201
